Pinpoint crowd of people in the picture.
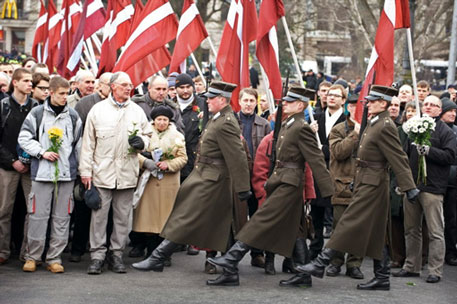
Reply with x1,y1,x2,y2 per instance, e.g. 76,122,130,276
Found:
0,57,456,292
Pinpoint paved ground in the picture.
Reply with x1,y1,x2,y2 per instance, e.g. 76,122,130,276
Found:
1,248,457,304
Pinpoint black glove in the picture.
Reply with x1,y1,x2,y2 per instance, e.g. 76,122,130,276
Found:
406,188,420,204
141,151,152,159
349,182,354,192
128,136,144,150
238,191,252,201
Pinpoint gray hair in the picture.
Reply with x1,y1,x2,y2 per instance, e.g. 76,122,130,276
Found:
109,71,130,85
75,69,95,82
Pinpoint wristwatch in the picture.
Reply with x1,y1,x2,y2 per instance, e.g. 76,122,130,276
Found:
36,152,42,159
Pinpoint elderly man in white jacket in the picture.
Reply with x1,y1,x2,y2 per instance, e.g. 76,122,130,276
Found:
79,72,152,275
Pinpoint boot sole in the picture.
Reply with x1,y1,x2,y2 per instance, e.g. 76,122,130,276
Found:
131,265,163,272
357,286,390,291
279,283,312,288
206,281,240,286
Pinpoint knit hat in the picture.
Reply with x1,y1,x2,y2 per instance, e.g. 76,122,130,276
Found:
440,97,457,116
150,105,174,121
175,73,194,88
167,72,179,88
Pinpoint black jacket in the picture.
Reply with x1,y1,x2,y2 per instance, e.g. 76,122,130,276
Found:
446,122,457,187
406,118,457,194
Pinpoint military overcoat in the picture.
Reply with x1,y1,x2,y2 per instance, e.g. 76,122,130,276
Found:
160,105,250,252
236,112,333,257
326,111,416,260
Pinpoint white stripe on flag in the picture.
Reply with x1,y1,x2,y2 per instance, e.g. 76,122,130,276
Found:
365,47,378,76
109,4,134,40
177,3,199,38
48,13,63,30
87,0,104,17
117,2,174,62
102,11,113,43
384,0,396,27
67,38,84,71
268,26,279,65
36,13,48,29
43,40,48,63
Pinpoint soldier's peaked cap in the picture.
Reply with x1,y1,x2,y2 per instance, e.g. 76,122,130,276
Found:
365,85,398,102
204,81,237,98
283,86,315,103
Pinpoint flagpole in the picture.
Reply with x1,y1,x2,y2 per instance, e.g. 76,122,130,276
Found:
190,52,207,87
91,33,102,54
259,64,276,115
406,28,421,116
85,39,98,75
281,16,321,148
82,45,97,75
206,36,218,61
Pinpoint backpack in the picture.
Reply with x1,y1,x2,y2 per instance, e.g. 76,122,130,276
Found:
32,104,79,141
0,96,39,129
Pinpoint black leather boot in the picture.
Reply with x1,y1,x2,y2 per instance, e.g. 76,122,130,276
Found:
207,241,250,272
282,257,298,273
206,268,239,286
264,252,276,275
205,251,217,274
296,247,336,278
132,239,179,272
279,272,312,288
357,247,390,291
294,238,308,265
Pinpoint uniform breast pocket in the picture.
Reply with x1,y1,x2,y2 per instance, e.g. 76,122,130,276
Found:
361,174,380,186
334,177,353,198
280,173,300,187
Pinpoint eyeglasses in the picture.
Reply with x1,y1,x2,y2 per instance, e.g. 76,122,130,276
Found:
327,93,343,98
423,102,441,108
36,86,49,91
114,82,133,89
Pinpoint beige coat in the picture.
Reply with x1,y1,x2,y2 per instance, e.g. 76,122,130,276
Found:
133,123,187,233
79,96,152,189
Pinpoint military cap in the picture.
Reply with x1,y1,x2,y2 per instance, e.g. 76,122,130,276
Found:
283,86,315,103
204,81,237,98
346,93,359,104
365,85,398,102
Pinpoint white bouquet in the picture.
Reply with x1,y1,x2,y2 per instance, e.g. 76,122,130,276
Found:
402,115,436,184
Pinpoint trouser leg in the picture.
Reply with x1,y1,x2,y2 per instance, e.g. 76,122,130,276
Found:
46,181,75,264
0,169,21,260
309,206,325,259
108,189,133,258
89,188,112,261
71,197,91,257
443,187,457,260
403,195,424,273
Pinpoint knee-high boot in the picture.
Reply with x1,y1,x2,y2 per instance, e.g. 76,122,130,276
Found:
265,251,276,275
206,241,250,286
132,239,179,272
357,247,390,290
295,247,337,278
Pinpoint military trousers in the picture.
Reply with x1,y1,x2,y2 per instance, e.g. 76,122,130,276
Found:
25,181,74,264
403,192,445,277
0,168,31,260
89,187,133,260
330,204,363,268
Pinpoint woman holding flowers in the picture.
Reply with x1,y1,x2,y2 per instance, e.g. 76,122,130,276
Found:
132,106,187,257
18,76,82,273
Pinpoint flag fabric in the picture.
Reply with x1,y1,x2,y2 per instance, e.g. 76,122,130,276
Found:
216,0,258,111
97,0,134,76
256,0,284,100
355,0,411,122
169,0,208,73
44,0,62,71
32,0,48,62
57,0,83,78
66,0,106,75
113,0,178,86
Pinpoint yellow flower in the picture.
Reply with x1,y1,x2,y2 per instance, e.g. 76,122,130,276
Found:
47,127,63,139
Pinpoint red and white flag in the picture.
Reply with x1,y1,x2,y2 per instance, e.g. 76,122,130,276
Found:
57,0,83,78
66,0,106,75
32,0,48,63
169,0,208,73
113,0,178,86
256,0,284,100
97,0,134,75
216,0,258,111
44,0,62,71
355,0,410,122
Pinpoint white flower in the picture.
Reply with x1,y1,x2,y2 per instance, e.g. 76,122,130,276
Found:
419,127,426,133
412,127,418,133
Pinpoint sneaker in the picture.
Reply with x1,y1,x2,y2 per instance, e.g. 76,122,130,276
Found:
47,263,64,273
23,260,36,272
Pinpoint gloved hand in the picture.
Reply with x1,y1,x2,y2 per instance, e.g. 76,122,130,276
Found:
416,144,430,156
406,188,420,204
238,191,252,201
128,136,144,150
349,182,354,192
141,151,152,159
143,159,157,171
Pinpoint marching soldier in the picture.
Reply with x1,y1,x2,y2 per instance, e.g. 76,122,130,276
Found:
206,86,334,287
132,81,251,272
294,85,420,290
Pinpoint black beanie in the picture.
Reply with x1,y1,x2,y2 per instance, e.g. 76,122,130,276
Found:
175,73,194,88
440,97,457,116
150,105,174,121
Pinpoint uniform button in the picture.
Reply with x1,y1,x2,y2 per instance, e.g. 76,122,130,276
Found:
280,136,284,138
359,145,362,148
196,165,199,169
278,148,281,150
274,172,277,175
200,141,203,144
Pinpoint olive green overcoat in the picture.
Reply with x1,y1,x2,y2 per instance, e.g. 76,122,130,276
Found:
160,105,250,252
236,112,333,257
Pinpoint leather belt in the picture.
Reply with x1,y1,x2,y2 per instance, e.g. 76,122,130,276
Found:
276,161,304,169
198,156,225,166
355,159,388,169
